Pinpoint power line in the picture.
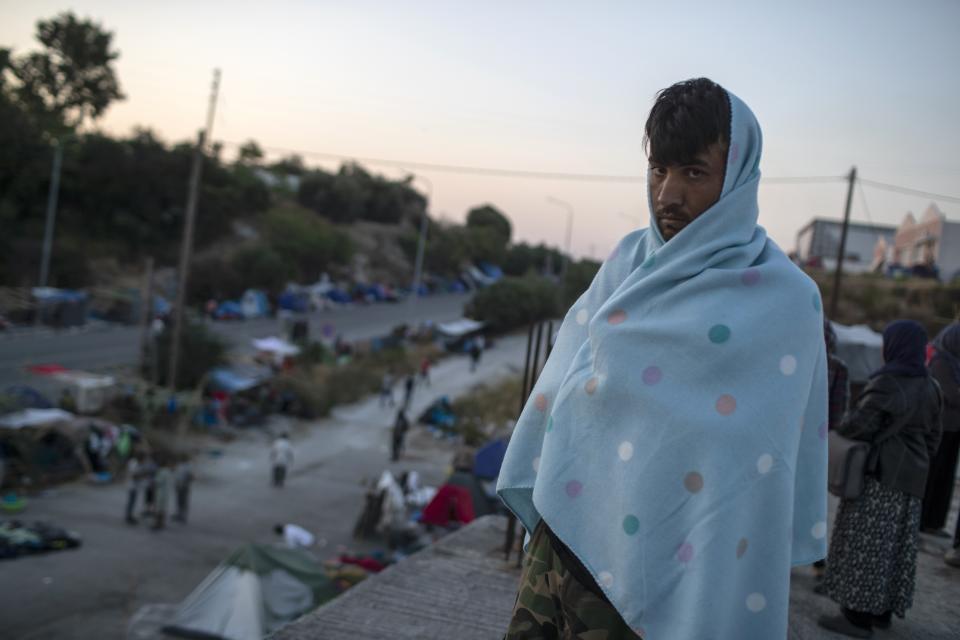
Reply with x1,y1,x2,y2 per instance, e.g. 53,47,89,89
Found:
859,178,960,205
220,139,844,186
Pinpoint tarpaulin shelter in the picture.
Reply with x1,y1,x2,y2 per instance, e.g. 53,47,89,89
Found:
831,321,884,384
252,337,300,369
0,410,126,486
446,471,494,518
207,366,272,394
241,290,270,319
2,386,53,410
158,544,338,640
473,439,508,481
420,484,475,526
31,288,88,328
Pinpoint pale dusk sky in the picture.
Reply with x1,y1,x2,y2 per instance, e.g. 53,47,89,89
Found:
2,0,958,259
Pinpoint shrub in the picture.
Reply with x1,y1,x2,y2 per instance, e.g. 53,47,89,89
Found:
465,276,560,333
152,322,228,390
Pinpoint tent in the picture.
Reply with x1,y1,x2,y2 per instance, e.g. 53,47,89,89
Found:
473,439,508,481
419,484,475,526
241,290,270,319
831,321,883,384
157,544,338,640
446,471,494,518
207,367,272,394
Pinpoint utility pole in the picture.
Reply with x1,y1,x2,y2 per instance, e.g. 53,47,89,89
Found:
38,139,63,288
138,256,155,375
829,166,857,319
168,69,221,397
409,174,432,311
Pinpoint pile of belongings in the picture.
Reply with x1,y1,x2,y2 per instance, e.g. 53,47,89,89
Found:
0,520,81,560
323,551,392,594
353,471,435,553
418,396,456,436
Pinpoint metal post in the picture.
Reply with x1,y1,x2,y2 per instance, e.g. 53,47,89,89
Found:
519,322,535,413
38,140,63,288
409,174,432,308
138,256,155,373
168,131,206,393
829,167,857,318
530,322,545,387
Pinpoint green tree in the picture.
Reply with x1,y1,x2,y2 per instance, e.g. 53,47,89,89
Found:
466,204,512,246
237,139,264,165
264,204,353,281
4,12,124,134
465,276,560,332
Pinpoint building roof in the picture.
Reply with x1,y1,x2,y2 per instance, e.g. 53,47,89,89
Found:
797,217,897,235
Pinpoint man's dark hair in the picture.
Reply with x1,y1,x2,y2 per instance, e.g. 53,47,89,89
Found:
643,78,731,166
274,524,284,535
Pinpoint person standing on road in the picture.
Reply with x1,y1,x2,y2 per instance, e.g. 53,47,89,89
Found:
173,457,194,523
124,452,144,525
469,340,482,373
274,522,315,549
921,323,960,538
152,458,172,531
419,356,432,387
391,409,409,462
380,370,395,408
270,433,294,488
818,320,943,637
497,78,828,639
140,454,158,518
403,374,415,410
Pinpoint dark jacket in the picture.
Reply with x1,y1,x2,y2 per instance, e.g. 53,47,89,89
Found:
929,357,960,432
837,373,943,498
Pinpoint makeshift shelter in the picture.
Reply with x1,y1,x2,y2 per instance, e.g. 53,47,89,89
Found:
241,290,270,319
160,544,338,640
32,288,88,328
473,439,508,481
436,318,485,352
48,371,116,414
213,301,244,320
831,321,884,384
251,337,300,369
0,410,85,486
420,484,475,526
446,471,494,518
2,386,53,411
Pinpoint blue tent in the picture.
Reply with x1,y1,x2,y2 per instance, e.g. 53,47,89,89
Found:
213,301,243,320
2,386,53,410
474,438,508,480
207,366,272,393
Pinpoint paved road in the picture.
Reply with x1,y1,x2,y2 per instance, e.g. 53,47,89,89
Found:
0,332,526,640
0,294,470,388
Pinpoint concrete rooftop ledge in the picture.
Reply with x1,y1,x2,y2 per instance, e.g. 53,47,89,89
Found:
272,516,519,640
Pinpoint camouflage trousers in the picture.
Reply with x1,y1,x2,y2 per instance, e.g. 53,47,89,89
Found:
504,522,642,640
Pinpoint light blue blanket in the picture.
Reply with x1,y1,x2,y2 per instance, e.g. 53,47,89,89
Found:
497,91,828,639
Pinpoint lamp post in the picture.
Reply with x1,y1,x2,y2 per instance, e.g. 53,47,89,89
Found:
546,196,574,279
409,174,432,311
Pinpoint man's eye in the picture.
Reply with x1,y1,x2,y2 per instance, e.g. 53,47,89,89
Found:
685,168,704,179
649,167,665,177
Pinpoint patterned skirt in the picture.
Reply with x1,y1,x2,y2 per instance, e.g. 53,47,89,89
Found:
823,476,922,617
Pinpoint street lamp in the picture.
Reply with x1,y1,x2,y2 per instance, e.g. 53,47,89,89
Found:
408,174,432,308
546,196,574,278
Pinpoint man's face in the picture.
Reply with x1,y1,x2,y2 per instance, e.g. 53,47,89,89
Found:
647,142,727,241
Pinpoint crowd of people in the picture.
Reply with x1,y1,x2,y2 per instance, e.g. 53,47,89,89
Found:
124,453,193,530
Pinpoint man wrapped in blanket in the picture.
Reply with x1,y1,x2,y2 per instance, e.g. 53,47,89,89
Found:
498,78,828,639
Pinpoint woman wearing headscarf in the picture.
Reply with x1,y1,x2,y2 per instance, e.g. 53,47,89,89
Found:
921,323,960,536
819,320,943,638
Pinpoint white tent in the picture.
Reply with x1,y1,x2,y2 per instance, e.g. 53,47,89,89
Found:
831,321,884,383
129,544,337,640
